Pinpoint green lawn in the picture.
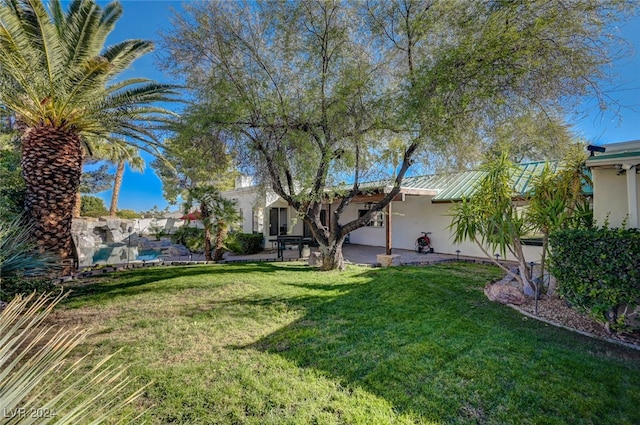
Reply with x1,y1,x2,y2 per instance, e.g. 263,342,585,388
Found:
59,262,640,424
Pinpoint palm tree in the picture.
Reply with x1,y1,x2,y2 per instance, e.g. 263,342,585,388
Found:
109,147,144,217
184,186,240,262
0,0,176,274
87,139,145,217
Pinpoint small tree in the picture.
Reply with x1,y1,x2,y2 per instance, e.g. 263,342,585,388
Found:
450,152,535,295
528,147,592,285
451,149,592,297
183,186,240,261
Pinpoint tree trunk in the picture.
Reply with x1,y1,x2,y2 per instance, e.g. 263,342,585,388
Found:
73,191,82,218
514,242,536,297
213,224,227,261
319,237,346,271
109,159,125,216
201,204,213,261
204,226,214,261
21,125,82,275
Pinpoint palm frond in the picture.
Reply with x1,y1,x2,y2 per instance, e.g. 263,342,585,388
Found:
101,39,155,77
0,0,179,134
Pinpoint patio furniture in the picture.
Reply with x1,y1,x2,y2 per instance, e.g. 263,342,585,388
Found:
276,235,304,260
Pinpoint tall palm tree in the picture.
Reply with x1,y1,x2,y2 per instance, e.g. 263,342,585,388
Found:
108,145,144,217
0,0,177,274
84,139,145,217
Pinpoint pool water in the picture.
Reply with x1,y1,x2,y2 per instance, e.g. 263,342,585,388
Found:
86,245,163,266
136,250,164,261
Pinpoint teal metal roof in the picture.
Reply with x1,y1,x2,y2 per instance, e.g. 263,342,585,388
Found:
335,161,592,201
398,161,592,202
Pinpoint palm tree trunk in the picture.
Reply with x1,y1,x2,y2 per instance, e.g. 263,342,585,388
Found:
213,224,227,261
73,191,82,218
200,204,213,261
21,125,83,275
109,159,125,216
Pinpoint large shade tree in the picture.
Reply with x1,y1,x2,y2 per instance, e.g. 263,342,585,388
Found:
162,0,635,270
0,0,176,273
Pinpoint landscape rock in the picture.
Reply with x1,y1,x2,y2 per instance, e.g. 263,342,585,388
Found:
484,283,526,305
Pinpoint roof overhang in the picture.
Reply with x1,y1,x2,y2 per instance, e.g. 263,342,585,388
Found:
383,186,438,196
586,152,640,168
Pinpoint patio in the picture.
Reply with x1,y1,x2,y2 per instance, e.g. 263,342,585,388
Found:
168,243,480,267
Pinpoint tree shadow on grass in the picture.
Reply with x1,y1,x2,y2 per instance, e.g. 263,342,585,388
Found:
63,262,315,307
247,265,640,424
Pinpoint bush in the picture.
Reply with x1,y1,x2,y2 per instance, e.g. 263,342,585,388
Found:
1,275,58,301
227,233,264,255
171,226,204,253
549,227,640,332
116,209,142,219
80,195,108,217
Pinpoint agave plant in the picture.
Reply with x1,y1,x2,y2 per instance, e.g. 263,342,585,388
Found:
0,292,147,423
0,216,61,280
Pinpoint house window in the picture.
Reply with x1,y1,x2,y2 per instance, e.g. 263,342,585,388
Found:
269,207,288,235
252,207,264,233
358,209,384,227
234,208,243,232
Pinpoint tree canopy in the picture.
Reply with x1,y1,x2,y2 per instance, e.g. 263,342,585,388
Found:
161,0,636,270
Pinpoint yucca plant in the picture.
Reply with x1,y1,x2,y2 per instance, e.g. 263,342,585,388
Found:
0,292,147,424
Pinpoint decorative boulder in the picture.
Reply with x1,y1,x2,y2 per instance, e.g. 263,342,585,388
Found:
484,283,526,305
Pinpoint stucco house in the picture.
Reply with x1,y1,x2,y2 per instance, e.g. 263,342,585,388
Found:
222,162,583,263
585,140,640,229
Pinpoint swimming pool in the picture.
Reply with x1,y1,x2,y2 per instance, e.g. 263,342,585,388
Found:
136,250,164,261
82,245,163,267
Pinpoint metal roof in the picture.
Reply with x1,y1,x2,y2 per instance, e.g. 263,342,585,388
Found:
336,161,592,202
397,161,592,202
398,162,543,202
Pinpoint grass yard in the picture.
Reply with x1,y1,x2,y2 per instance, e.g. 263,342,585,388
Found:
55,262,640,424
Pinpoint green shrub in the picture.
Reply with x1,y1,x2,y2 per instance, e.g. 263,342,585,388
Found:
549,227,640,332
116,209,142,219
0,275,58,301
227,233,264,255
171,226,204,253
0,136,25,224
80,195,108,217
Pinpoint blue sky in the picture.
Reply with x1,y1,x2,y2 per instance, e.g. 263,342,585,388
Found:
89,1,640,213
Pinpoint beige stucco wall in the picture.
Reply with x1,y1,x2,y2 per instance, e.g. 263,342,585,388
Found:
343,195,541,262
592,168,640,228
225,186,543,262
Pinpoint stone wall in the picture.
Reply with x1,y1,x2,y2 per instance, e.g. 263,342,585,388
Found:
72,217,194,249
72,217,196,268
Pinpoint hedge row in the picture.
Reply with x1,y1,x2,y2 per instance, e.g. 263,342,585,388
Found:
549,227,640,332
